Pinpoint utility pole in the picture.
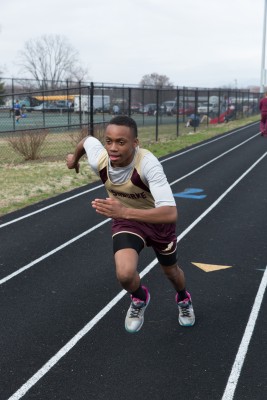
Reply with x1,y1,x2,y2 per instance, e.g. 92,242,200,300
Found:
260,0,267,93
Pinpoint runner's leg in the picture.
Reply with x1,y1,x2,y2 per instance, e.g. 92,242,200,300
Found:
114,248,140,292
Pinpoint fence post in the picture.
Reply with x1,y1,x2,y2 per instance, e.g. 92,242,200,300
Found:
182,86,186,123
194,88,198,132
176,87,179,137
142,86,145,126
12,78,15,130
66,80,70,129
90,82,94,136
155,89,159,141
128,88,132,116
207,89,210,127
42,88,45,128
78,81,82,127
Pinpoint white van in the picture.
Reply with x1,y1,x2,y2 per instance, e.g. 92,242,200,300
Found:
160,100,176,115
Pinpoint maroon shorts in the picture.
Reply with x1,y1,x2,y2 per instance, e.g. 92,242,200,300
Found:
112,219,177,266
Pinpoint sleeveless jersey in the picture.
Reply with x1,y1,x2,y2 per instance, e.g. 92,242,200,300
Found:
97,148,155,209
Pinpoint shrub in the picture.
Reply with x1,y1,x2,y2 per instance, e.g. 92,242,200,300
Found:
69,126,89,146
7,129,49,160
69,122,107,146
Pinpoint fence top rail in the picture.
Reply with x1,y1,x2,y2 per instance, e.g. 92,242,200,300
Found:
0,77,262,92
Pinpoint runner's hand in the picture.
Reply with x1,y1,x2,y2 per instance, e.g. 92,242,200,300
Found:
92,198,126,219
66,154,80,173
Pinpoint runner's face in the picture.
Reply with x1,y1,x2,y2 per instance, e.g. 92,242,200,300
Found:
105,124,138,167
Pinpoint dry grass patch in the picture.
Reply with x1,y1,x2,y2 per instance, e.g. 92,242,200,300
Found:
0,159,99,216
0,115,260,216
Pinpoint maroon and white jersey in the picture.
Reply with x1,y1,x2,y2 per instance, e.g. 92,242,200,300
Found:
83,136,176,209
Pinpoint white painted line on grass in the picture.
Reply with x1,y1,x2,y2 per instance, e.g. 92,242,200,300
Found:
221,266,267,400
0,124,258,228
7,151,267,400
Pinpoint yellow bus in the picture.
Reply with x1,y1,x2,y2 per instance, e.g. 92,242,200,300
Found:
33,95,76,102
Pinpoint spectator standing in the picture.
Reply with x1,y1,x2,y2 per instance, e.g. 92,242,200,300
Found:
259,92,267,136
112,104,120,115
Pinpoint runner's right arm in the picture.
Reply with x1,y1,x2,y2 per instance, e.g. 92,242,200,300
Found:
66,137,87,173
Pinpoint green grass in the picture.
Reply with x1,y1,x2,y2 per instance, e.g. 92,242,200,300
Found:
0,115,260,216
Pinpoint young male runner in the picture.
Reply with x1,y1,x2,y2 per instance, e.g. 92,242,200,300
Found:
66,116,195,333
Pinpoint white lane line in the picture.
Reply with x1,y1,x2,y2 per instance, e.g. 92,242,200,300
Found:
161,124,258,163
174,152,267,243
221,266,267,400
0,184,104,228
7,289,127,400
0,219,110,286
169,132,258,186
7,151,267,400
0,135,262,286
0,123,258,228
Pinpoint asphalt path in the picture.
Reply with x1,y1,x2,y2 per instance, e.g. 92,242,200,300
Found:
1,121,267,400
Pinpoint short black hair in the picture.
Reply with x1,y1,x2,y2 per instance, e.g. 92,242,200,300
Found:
107,116,138,138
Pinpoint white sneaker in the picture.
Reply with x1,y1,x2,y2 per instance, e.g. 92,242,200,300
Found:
125,286,150,333
176,292,195,327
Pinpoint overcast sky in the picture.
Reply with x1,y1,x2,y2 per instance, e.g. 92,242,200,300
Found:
0,0,265,88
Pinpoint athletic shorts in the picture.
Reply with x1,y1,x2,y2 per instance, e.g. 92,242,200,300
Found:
112,218,177,267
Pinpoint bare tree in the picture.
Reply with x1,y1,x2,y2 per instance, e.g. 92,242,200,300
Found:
139,73,174,89
18,35,89,89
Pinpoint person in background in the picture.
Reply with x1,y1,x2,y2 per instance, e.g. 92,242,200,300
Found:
259,92,267,136
66,116,195,334
224,104,236,123
112,104,120,115
186,113,200,128
14,100,21,123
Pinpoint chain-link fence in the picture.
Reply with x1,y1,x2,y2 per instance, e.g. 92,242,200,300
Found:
0,80,261,163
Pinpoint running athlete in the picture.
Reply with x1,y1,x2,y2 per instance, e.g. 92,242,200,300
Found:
66,116,195,333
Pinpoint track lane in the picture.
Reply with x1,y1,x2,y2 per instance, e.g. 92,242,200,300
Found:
1,123,267,399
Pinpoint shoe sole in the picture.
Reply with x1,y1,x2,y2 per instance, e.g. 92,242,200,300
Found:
179,318,195,327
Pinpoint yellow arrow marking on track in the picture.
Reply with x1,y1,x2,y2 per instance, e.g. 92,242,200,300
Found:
192,262,232,272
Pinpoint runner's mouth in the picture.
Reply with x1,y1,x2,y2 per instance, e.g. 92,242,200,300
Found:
109,154,120,161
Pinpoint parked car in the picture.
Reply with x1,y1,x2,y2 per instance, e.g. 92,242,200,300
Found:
178,103,195,116
32,102,53,111
130,102,142,114
32,102,70,112
197,102,218,114
56,100,74,110
95,103,111,113
160,100,176,115
140,103,158,115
